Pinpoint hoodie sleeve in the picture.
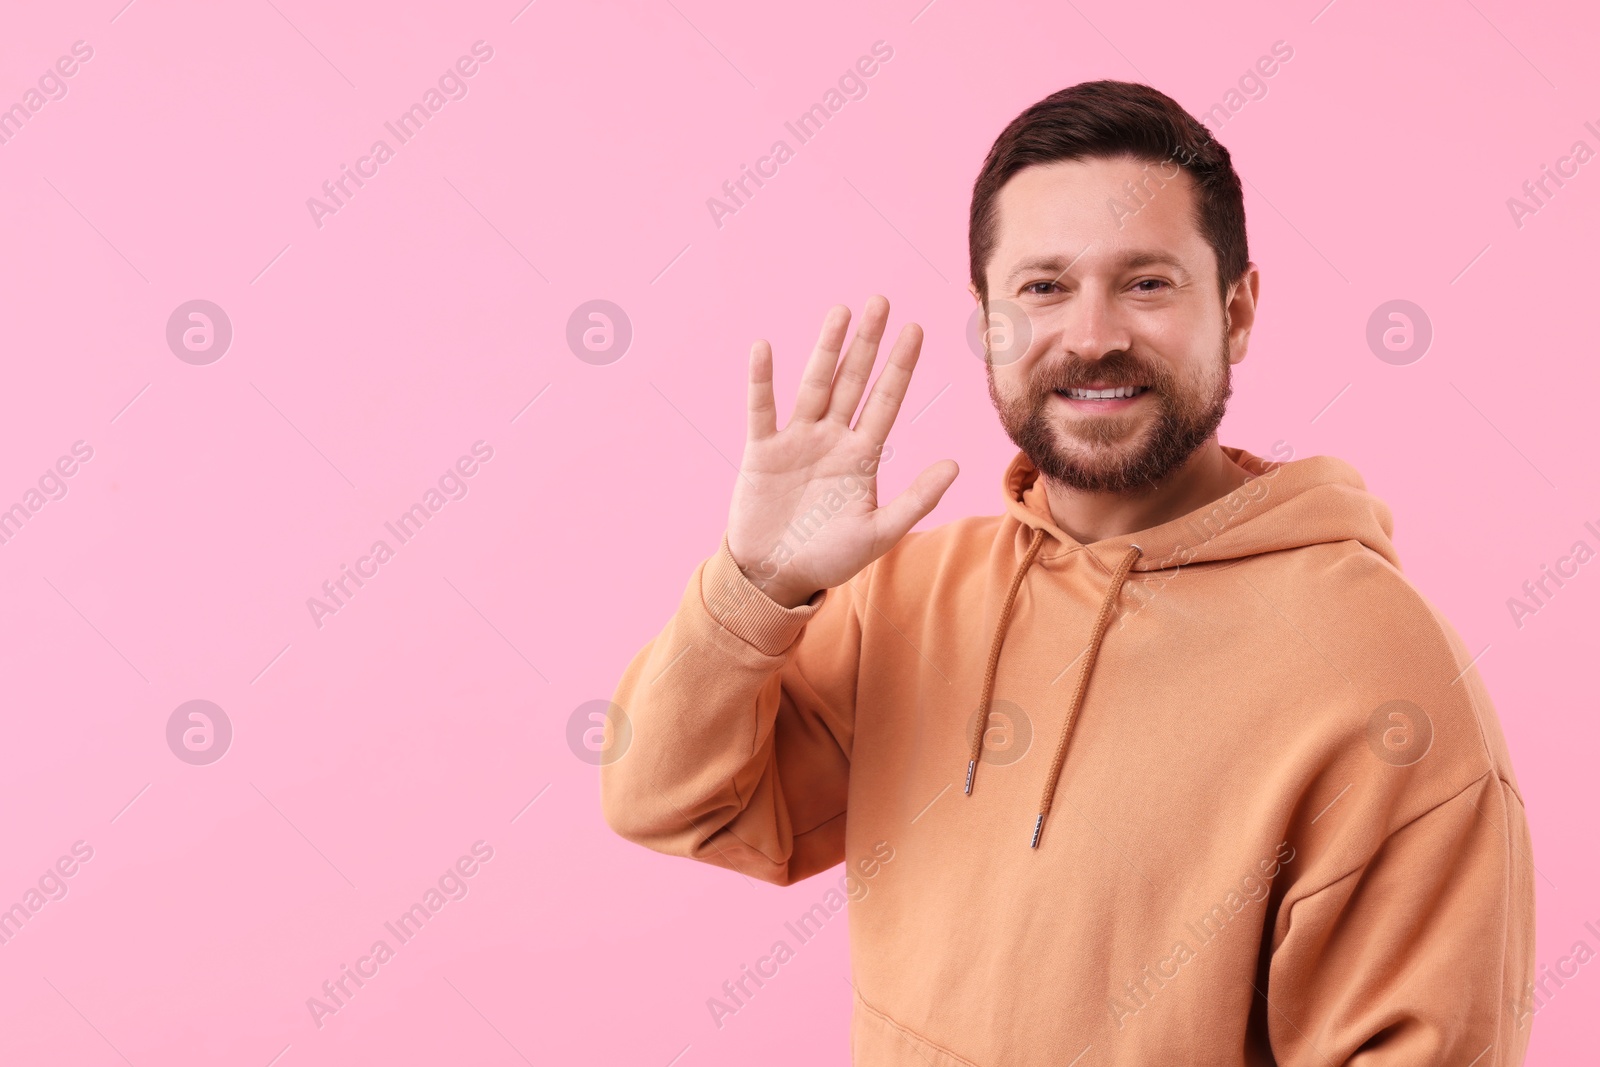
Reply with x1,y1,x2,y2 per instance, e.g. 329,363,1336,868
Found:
1266,771,1537,1066
599,531,863,886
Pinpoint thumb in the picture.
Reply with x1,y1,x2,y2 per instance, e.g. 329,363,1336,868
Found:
871,460,960,549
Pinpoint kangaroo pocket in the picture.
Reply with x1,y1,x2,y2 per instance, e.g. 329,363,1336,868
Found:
852,987,987,1067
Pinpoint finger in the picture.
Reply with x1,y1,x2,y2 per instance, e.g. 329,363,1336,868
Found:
870,460,959,549
747,339,777,441
851,321,924,445
824,295,890,424
789,304,851,425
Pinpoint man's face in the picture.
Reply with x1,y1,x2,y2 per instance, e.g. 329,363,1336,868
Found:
974,155,1252,493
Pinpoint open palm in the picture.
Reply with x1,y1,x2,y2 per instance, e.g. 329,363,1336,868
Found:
727,296,960,608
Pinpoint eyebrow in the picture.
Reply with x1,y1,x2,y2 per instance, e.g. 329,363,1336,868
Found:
1003,250,1192,287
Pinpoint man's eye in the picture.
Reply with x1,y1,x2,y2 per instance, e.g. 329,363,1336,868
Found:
1023,281,1059,295
1132,278,1170,292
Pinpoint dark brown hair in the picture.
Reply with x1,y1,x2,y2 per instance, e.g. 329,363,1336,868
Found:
968,80,1248,307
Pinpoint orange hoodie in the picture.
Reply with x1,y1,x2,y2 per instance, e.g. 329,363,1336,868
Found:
602,444,1537,1066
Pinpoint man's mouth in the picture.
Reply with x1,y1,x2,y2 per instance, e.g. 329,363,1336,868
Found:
1055,385,1149,400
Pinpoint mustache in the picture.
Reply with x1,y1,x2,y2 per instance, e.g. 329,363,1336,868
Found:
1031,352,1168,393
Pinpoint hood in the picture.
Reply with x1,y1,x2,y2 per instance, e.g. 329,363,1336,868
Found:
1001,444,1398,572
966,445,1399,848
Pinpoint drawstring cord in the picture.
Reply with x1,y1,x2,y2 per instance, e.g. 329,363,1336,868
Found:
964,531,1144,849
965,528,1048,798
1031,542,1142,847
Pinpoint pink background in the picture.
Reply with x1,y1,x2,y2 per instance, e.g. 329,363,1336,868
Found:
0,0,1595,1062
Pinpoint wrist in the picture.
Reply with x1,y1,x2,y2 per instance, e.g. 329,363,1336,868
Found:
724,534,818,609
742,570,816,610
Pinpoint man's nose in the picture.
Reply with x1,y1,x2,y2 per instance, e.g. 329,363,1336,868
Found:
1059,287,1133,363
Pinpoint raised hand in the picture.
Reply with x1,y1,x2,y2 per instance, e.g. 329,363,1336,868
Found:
727,296,960,609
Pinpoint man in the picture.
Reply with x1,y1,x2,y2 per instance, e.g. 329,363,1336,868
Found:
602,80,1536,1065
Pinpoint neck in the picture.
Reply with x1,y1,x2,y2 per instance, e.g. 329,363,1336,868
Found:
1039,439,1250,545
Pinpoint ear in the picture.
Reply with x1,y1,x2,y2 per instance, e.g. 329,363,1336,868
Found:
967,281,983,309
1224,262,1260,366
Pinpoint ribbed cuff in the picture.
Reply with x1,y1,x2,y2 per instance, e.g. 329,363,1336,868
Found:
699,532,826,657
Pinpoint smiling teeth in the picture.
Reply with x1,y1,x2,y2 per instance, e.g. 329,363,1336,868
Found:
1064,386,1145,399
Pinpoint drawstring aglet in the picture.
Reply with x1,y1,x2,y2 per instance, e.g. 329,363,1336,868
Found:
964,759,976,795
1029,813,1044,848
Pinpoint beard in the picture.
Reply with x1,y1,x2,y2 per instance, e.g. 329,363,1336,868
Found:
987,319,1233,493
